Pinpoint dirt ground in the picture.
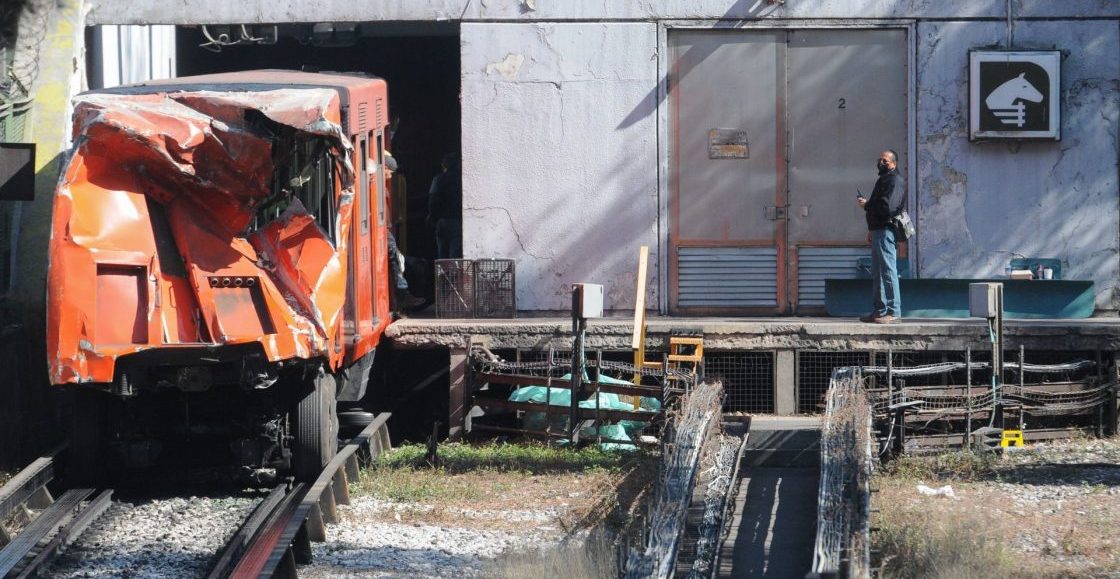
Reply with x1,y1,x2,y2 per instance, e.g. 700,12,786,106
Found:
873,436,1120,578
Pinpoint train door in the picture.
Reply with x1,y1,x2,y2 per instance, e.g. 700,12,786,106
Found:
668,28,907,315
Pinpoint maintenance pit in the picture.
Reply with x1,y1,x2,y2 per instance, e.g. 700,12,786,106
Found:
378,316,1120,442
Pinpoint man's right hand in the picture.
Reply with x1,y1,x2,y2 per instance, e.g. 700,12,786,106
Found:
856,196,867,208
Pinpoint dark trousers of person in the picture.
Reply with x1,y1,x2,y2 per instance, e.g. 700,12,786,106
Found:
870,227,901,317
436,218,462,259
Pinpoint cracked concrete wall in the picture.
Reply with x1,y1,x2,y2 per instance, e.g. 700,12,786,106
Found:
461,23,659,311
85,0,1119,26
917,20,1120,310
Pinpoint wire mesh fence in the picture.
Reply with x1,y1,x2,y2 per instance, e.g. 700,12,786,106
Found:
798,351,874,414
704,352,774,413
811,367,873,579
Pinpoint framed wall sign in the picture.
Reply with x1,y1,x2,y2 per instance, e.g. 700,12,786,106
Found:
969,50,1061,140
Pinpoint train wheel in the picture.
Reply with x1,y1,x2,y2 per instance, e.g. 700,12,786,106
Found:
69,388,107,486
292,368,338,482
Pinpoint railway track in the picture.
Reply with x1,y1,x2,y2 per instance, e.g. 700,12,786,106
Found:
0,413,392,578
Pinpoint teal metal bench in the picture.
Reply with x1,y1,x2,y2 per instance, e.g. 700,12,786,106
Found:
824,278,1095,319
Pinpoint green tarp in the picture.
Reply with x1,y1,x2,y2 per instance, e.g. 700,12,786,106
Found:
508,373,660,450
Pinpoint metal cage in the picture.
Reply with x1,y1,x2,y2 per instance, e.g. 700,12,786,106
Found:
434,259,476,318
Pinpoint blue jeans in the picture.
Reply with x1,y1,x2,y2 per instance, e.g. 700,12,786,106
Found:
870,228,901,317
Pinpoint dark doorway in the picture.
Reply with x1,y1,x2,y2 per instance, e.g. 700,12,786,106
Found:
175,24,461,293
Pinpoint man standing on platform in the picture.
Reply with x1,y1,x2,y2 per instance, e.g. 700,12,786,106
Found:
857,150,903,324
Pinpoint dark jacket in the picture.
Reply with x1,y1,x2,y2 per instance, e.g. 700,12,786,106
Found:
865,169,904,231
428,167,462,222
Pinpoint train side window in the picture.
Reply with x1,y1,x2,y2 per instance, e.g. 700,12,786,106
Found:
375,131,385,227
250,136,338,245
360,137,370,235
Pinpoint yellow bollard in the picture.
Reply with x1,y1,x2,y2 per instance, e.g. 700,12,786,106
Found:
1000,429,1025,448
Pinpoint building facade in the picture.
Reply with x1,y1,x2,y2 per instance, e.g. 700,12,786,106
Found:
17,0,1120,317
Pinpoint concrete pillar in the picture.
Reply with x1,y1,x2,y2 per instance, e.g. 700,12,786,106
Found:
774,349,796,415
13,0,84,331
448,345,468,440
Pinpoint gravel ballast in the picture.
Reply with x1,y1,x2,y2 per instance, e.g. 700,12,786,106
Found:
299,495,567,578
46,493,263,578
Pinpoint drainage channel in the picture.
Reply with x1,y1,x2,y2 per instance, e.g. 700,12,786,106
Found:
716,415,822,578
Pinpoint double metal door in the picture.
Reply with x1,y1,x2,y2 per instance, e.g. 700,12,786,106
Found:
669,28,907,315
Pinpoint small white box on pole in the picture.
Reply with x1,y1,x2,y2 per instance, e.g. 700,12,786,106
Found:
969,283,1001,318
572,283,604,319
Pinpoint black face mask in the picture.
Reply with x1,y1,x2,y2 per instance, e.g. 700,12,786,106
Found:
877,160,890,174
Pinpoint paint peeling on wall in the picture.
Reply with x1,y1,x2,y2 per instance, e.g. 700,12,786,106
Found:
917,20,1119,310
485,53,525,80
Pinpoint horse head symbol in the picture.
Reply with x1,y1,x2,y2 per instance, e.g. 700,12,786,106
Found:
985,73,1044,110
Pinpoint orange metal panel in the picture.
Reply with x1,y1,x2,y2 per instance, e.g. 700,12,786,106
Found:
47,72,393,387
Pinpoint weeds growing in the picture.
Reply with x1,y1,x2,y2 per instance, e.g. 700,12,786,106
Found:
881,450,999,482
372,440,638,474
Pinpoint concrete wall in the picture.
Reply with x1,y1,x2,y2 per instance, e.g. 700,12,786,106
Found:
85,0,1120,25
460,23,660,310
916,20,1120,310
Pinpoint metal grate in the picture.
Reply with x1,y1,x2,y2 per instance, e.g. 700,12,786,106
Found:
677,246,778,308
434,259,475,318
797,247,867,307
704,352,774,413
475,259,516,318
798,351,873,413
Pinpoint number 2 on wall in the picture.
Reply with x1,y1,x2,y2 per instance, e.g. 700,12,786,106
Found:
838,98,846,110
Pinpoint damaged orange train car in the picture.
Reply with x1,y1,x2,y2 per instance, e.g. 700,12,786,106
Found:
48,70,395,482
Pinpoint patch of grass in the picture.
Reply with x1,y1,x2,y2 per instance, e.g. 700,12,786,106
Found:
882,451,999,482
373,441,641,474
874,507,1020,579
352,467,492,503
352,441,651,505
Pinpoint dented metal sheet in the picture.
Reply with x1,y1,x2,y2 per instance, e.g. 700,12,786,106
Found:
47,81,379,386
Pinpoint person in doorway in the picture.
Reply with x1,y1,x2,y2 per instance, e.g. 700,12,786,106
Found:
427,152,462,259
857,149,903,324
383,149,424,311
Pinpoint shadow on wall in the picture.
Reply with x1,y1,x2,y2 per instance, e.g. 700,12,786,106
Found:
617,0,781,131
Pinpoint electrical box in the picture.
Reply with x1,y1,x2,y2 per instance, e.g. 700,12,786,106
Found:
571,283,604,319
969,282,1001,318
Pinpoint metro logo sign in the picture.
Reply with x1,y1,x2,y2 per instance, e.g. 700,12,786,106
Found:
969,50,1061,140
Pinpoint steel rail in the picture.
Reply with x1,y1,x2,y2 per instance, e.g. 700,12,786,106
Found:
230,412,392,579
13,489,113,579
0,489,93,577
206,484,290,579
0,445,66,527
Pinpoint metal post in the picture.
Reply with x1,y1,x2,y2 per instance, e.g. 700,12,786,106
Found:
570,318,585,443
965,348,972,450
570,285,584,443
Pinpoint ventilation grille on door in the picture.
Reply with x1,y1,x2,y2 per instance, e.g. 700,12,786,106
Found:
677,247,777,308
797,246,867,307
